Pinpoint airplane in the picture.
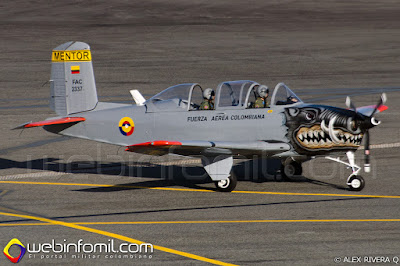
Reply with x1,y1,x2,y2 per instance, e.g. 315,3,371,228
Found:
14,41,388,192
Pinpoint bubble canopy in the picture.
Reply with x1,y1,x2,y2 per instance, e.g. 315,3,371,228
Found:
145,81,302,112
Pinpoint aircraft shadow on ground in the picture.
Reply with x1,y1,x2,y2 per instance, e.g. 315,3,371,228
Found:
0,197,373,224
0,157,349,192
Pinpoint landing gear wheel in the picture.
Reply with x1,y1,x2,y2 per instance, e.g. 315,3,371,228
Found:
293,161,303,175
214,172,237,192
281,162,302,181
348,175,365,191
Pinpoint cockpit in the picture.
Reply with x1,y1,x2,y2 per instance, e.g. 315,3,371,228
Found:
270,83,302,106
145,80,302,112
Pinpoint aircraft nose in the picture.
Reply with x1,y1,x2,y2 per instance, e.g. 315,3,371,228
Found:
362,116,380,129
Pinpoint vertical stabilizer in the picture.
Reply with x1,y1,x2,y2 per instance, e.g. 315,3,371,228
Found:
50,41,98,116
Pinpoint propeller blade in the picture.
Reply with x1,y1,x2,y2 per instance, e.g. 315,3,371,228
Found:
370,93,387,117
345,96,357,112
346,96,359,123
364,130,370,173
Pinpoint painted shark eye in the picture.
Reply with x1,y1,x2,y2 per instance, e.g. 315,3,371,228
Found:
305,112,315,121
347,118,361,134
351,120,357,131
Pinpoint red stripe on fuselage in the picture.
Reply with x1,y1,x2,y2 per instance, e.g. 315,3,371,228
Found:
126,140,182,151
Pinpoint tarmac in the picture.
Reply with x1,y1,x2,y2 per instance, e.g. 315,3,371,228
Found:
1,1,400,265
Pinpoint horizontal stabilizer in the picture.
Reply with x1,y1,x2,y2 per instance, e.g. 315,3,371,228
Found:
13,117,85,130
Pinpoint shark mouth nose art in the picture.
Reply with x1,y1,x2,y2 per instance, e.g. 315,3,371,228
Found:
295,121,363,149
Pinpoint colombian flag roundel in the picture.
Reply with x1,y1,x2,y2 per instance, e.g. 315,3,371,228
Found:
119,117,135,136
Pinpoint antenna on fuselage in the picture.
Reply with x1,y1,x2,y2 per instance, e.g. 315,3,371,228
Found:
130,90,146,106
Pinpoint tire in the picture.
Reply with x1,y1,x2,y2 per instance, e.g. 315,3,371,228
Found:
293,162,303,175
348,175,365,191
214,172,237,192
281,162,302,181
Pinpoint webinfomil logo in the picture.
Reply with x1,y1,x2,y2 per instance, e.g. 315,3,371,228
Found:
4,238,26,263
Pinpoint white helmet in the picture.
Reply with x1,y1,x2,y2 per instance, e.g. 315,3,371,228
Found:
257,85,269,98
203,88,215,100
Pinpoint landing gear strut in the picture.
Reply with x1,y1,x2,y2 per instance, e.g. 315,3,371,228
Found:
325,151,365,191
201,155,237,192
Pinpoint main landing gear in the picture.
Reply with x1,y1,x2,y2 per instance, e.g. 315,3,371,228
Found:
214,171,237,192
201,155,237,192
281,160,303,181
325,151,365,191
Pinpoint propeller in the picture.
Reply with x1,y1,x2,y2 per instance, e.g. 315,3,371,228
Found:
364,130,370,172
345,93,387,173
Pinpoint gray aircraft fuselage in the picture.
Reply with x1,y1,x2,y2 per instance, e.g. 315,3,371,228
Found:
46,104,287,152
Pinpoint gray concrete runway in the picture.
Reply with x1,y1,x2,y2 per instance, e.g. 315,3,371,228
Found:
1,1,400,265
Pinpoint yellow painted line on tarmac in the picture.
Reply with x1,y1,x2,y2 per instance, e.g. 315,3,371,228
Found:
2,218,400,227
0,181,212,193
0,211,236,266
0,222,52,226
232,190,400,199
1,180,400,199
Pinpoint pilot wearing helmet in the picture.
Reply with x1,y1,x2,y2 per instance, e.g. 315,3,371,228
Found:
276,95,299,105
254,85,269,108
199,88,215,110
287,95,299,104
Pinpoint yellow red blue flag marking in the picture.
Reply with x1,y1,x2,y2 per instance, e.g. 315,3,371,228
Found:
119,117,135,136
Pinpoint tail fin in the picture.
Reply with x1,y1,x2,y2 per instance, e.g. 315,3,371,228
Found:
50,41,98,116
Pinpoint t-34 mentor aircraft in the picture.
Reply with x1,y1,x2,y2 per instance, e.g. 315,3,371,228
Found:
15,41,388,192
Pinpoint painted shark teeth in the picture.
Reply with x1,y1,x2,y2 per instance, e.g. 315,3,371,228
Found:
296,124,363,150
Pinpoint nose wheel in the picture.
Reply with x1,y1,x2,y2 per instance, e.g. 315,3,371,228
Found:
326,151,366,191
347,175,365,191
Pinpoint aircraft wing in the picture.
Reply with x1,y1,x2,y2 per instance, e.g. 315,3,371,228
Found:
356,105,388,116
126,140,290,157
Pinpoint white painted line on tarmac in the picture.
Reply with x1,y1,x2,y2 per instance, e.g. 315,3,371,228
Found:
359,142,400,150
157,159,201,166
0,171,68,180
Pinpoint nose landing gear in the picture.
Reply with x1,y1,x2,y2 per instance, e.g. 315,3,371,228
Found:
325,151,365,191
